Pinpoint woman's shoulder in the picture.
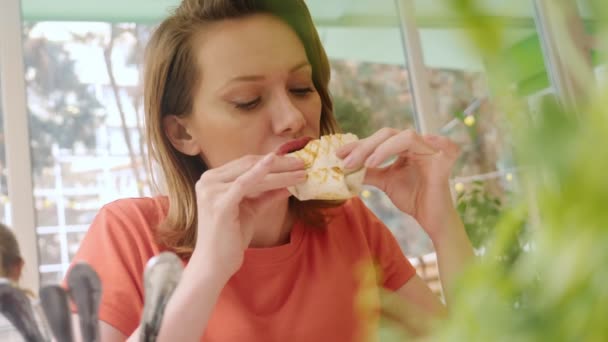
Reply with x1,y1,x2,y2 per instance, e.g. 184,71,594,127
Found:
101,195,169,217
73,196,169,268
87,196,169,245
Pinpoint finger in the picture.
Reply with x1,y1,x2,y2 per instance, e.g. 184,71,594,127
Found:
336,141,358,159
241,188,292,243
200,155,261,183
362,167,388,189
223,153,276,204
423,135,461,159
365,130,437,168
342,128,400,170
207,154,305,182
247,170,307,197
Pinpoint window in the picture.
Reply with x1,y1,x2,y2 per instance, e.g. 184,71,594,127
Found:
24,22,153,283
15,1,575,283
408,2,550,253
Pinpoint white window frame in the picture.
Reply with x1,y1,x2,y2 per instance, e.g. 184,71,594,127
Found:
0,0,40,292
395,0,439,134
533,0,594,113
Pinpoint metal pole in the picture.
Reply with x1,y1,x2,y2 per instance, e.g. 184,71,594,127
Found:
395,0,439,134
0,0,40,292
533,0,594,112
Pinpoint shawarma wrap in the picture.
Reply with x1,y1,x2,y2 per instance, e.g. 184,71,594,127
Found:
287,133,366,201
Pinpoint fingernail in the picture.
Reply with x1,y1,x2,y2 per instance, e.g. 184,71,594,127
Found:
262,153,275,164
343,155,355,168
365,156,378,167
296,171,308,179
291,157,305,166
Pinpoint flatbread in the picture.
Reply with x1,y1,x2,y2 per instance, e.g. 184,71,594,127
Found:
287,133,366,201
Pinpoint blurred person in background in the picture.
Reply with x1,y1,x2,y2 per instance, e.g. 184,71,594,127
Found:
0,223,51,341
0,223,26,286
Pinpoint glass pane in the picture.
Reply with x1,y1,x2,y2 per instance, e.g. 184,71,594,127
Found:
323,7,432,257
410,2,548,251
24,21,153,278
37,233,62,265
67,231,87,260
422,59,521,180
35,198,58,226
40,271,63,286
64,195,101,226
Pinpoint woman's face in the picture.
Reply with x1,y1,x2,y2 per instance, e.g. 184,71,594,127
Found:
176,14,322,168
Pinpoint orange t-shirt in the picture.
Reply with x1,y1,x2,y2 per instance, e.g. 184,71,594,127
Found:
69,196,416,341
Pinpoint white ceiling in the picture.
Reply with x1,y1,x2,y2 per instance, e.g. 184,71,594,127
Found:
19,0,551,70
21,0,547,24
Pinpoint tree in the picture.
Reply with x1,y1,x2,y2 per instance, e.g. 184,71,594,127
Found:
103,24,146,196
70,23,152,197
0,24,102,186
332,96,373,138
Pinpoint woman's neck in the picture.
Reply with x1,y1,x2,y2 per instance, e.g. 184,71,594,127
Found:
248,198,294,248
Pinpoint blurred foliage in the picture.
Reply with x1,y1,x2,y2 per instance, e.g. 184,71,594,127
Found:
329,60,415,131
456,181,503,249
333,96,374,138
0,23,102,179
329,60,503,257
374,1,608,341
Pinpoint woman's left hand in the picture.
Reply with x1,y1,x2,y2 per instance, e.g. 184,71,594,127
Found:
337,128,461,237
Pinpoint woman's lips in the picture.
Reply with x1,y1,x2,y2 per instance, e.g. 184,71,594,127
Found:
276,137,314,155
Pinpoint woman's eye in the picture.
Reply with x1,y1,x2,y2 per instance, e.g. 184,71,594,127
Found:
291,87,314,96
234,97,260,110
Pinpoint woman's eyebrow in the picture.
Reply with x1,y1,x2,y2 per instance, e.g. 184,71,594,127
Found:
289,61,311,73
217,61,312,95
226,61,311,84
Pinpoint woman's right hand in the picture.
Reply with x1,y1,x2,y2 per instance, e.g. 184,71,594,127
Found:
191,153,306,282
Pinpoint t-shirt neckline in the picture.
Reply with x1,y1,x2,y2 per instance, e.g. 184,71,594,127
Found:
241,220,305,267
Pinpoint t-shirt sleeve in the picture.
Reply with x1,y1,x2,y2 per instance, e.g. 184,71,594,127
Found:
67,203,147,336
348,198,417,291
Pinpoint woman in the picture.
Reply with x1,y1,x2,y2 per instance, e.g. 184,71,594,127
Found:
1,222,29,342
70,0,474,341
0,223,51,341
0,223,25,284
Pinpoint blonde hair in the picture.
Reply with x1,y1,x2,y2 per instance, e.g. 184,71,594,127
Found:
0,223,23,279
144,0,342,258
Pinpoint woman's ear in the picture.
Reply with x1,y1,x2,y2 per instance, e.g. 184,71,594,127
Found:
163,115,201,156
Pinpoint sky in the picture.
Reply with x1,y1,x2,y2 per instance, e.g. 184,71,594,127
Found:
29,22,140,86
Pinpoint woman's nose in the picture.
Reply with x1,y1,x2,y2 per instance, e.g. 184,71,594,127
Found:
271,92,306,135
